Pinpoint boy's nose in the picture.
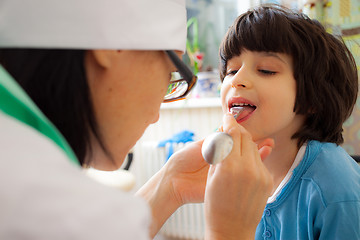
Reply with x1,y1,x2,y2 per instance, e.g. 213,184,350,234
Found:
230,67,253,89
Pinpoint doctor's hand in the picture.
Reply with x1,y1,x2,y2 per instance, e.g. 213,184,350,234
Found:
136,113,273,239
164,140,209,204
204,113,274,240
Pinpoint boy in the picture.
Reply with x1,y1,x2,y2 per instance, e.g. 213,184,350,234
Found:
219,4,360,239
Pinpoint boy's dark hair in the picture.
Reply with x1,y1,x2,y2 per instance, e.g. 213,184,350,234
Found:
0,49,109,166
219,4,358,146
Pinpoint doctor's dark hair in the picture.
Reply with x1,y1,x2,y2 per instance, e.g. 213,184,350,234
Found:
0,49,109,166
219,4,358,146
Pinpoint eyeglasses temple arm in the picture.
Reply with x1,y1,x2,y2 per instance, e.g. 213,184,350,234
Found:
165,50,194,82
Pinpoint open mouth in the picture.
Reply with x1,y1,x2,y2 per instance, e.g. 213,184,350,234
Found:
229,102,257,122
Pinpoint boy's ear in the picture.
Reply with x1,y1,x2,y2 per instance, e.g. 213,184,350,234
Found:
90,50,121,69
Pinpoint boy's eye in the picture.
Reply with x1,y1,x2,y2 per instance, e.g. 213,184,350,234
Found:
226,70,238,76
258,69,277,75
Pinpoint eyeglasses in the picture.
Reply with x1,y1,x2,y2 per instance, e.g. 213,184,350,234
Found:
163,50,197,103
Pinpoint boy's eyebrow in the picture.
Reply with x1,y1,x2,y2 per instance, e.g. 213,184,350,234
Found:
260,52,286,64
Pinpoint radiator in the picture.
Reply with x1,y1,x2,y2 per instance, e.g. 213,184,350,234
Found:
135,141,205,240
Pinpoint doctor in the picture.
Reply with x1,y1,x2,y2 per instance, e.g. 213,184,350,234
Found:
0,0,273,239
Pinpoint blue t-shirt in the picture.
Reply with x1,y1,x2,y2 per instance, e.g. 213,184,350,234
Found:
256,140,360,240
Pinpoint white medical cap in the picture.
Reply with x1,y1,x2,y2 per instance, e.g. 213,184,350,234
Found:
0,0,187,51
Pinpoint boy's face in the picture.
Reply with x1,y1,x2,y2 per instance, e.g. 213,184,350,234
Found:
220,50,305,144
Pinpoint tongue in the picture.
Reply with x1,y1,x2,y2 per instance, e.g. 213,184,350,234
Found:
230,106,255,120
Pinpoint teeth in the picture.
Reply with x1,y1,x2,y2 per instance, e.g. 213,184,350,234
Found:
232,103,254,107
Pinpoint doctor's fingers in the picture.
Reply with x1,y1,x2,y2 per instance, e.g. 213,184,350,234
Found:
257,138,275,161
222,113,257,158
222,113,272,183
249,139,274,195
221,113,273,194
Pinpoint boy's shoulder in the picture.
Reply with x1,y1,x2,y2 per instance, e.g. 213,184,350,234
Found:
300,140,360,205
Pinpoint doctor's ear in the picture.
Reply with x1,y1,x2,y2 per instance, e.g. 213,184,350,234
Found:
90,50,121,69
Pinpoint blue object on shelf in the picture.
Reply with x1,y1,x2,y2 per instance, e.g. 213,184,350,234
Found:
158,130,195,161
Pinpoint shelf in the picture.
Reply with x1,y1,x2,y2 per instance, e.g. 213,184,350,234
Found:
160,97,222,109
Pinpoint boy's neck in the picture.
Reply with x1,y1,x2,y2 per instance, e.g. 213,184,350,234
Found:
262,137,301,195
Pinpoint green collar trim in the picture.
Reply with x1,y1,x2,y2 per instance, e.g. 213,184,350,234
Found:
0,65,79,166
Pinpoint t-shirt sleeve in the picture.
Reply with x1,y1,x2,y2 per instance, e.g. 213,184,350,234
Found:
315,201,360,240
